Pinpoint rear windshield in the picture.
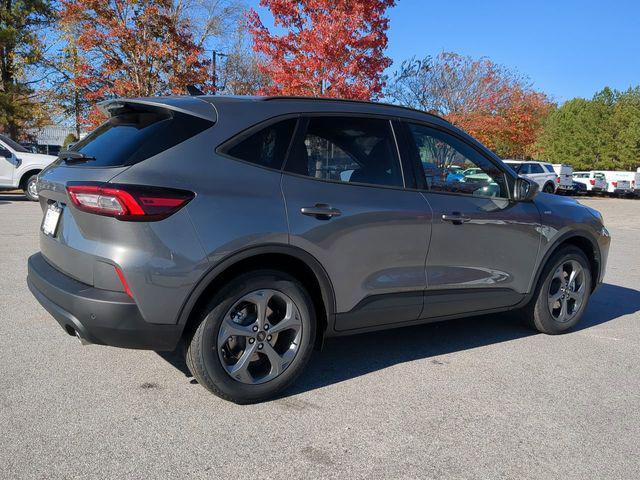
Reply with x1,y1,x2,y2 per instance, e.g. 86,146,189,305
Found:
67,107,213,167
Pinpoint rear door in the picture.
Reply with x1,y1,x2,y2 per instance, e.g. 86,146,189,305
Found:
281,115,432,332
399,121,542,318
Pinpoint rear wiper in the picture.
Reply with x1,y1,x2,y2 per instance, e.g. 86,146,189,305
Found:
58,150,96,163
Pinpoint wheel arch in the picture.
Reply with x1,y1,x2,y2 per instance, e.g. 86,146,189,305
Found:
18,168,41,189
532,231,601,295
543,181,556,193
177,245,336,349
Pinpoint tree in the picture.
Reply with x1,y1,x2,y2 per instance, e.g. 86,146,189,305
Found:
0,0,54,139
58,0,238,127
248,0,395,100
537,87,640,171
215,15,268,95
386,52,554,158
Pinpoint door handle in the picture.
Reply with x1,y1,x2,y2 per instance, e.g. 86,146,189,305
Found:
442,212,471,225
300,204,342,220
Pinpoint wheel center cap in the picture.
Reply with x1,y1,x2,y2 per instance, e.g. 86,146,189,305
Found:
257,331,266,342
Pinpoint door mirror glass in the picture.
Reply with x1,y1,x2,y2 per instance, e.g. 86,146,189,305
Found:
516,176,539,201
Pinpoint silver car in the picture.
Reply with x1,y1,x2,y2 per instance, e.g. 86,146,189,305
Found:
27,96,610,403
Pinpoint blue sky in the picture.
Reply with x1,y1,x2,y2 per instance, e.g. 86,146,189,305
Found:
248,0,640,103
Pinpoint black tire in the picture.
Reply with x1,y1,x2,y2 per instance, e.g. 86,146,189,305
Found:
24,174,39,201
542,183,555,194
523,246,592,334
185,270,316,404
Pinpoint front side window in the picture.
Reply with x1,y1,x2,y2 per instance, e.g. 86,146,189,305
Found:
529,163,544,174
407,123,507,198
285,116,403,188
223,118,297,170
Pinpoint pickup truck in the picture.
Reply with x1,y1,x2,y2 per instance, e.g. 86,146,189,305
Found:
0,134,57,200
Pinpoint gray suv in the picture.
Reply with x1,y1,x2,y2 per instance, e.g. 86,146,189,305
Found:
27,96,610,403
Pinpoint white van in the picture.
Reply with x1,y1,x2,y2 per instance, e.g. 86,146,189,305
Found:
573,171,607,193
613,170,640,197
552,164,574,192
592,171,634,196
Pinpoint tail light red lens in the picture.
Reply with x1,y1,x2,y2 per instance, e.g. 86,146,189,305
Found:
556,177,560,183
590,179,596,186
612,181,618,188
66,183,194,221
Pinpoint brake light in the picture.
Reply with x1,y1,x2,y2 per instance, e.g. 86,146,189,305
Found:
556,177,560,183
612,181,618,188
66,183,194,221
590,179,596,186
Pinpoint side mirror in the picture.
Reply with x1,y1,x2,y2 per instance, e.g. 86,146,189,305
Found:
515,176,539,201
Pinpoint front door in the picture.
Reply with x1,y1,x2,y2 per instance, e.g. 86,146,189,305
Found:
281,115,432,332
402,122,542,319
0,142,15,185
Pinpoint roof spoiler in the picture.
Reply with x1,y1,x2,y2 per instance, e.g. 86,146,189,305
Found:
97,97,217,122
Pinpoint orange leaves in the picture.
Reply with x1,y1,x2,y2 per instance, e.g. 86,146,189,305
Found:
249,0,395,100
387,52,554,158
59,0,211,128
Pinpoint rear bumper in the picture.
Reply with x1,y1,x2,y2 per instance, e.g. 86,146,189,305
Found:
27,253,182,351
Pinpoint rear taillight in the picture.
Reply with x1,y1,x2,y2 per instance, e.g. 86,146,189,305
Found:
590,179,596,186
612,181,618,188
556,177,560,183
66,183,194,221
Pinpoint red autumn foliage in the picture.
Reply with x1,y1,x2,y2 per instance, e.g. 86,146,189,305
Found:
59,0,211,128
248,0,395,100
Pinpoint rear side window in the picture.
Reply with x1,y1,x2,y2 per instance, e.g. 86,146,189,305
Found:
544,164,555,173
285,116,403,188
68,108,213,167
223,118,297,170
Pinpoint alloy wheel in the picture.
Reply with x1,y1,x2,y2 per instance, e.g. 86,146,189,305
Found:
217,289,303,384
547,260,586,323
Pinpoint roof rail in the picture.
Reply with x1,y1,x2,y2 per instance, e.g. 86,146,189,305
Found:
262,96,445,121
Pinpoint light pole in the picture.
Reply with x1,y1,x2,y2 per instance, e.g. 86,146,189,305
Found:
210,50,228,94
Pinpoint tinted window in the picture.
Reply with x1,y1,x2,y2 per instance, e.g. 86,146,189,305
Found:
529,163,544,174
544,164,555,173
407,123,507,198
224,118,297,170
0,134,28,153
285,116,403,188
68,108,213,167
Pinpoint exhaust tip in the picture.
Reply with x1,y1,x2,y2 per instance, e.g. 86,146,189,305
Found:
64,324,91,345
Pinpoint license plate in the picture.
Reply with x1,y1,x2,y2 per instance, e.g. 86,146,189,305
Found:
42,204,62,237
618,181,630,189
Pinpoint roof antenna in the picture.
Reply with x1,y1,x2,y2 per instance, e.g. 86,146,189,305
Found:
186,85,205,96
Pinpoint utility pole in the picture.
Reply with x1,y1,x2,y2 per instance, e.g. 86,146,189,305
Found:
211,50,228,95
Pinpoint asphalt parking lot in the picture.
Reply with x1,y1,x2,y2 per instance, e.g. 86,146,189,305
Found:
1,193,639,480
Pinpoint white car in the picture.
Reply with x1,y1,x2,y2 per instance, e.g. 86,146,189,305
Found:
503,160,558,193
573,171,607,193
0,134,57,201
593,170,634,196
552,164,574,193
